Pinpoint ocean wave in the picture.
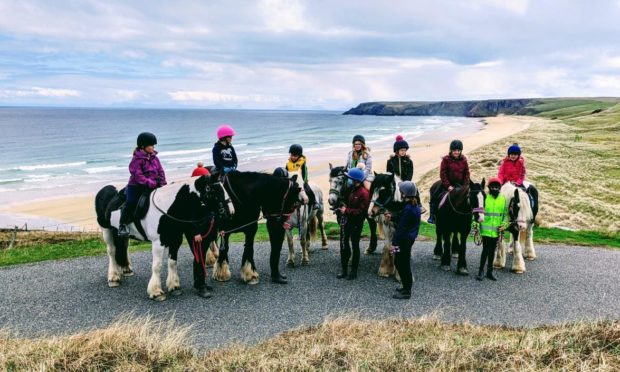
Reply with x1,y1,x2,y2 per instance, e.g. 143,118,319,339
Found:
158,148,212,157
84,166,124,174
14,161,86,171
0,178,23,185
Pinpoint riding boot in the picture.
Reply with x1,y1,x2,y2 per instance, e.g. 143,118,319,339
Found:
486,269,497,281
427,200,436,224
118,202,136,237
346,269,357,280
392,290,411,299
476,268,485,281
271,274,288,284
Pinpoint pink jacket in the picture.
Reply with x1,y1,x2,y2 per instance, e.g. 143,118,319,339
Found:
498,156,526,186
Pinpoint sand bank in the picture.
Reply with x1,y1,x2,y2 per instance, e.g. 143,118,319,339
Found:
3,115,537,229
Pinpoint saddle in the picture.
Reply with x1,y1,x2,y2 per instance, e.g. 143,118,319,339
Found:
110,188,152,221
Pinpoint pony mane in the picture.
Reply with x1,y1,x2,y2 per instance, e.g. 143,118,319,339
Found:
329,166,346,178
501,183,533,222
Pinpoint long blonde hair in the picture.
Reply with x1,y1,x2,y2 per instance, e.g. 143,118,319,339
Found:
352,144,370,160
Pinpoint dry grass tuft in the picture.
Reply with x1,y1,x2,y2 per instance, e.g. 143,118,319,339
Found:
2,315,619,371
418,107,620,233
0,230,100,249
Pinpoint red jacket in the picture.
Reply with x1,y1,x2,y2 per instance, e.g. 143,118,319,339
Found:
440,154,470,189
191,166,210,177
344,185,370,219
498,156,526,186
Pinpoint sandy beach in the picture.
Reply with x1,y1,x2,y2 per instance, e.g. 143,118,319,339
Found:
3,115,540,229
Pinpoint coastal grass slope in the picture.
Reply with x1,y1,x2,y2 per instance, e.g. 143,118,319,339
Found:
1,315,618,371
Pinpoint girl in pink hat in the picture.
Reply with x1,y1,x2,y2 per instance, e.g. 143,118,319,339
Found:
212,124,238,174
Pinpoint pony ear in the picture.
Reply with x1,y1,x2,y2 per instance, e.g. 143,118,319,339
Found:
470,180,474,188
374,171,378,176
291,174,299,184
514,189,520,201
194,175,208,192
329,163,333,170
481,178,486,190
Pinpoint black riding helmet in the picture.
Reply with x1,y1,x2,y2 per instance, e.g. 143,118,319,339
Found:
137,132,157,148
289,144,303,156
273,167,289,178
449,139,463,151
352,134,365,145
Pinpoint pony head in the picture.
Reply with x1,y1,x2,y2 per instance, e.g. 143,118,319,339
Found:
501,182,532,231
287,169,309,204
369,172,400,218
469,178,486,223
328,163,347,209
193,175,235,220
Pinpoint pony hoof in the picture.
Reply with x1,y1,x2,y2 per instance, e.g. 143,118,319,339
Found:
512,269,525,274
287,261,295,268
302,260,309,266
151,294,167,302
433,255,441,260
452,253,459,258
122,269,134,277
322,243,328,249
364,249,375,255
197,288,212,298
248,278,259,285
108,280,120,288
170,288,183,296
525,257,536,261
493,265,504,269
441,265,451,271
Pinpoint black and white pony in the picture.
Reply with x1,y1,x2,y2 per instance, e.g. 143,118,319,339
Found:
95,175,234,300
285,170,328,267
493,182,538,273
368,172,404,279
328,164,378,253
213,171,303,284
430,179,486,275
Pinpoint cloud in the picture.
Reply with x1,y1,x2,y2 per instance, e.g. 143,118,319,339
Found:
0,87,81,98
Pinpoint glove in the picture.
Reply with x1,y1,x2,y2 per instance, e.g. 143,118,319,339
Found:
390,245,400,255
283,222,291,230
223,166,236,174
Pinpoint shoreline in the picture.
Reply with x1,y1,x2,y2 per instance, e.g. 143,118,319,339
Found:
2,115,538,229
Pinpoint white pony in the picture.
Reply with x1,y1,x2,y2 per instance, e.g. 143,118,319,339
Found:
493,182,536,273
95,176,234,300
285,170,328,266
368,172,403,280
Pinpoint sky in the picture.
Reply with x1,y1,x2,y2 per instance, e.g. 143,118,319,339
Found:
1,0,620,110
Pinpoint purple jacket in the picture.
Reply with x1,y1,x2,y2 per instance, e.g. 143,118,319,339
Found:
128,149,167,189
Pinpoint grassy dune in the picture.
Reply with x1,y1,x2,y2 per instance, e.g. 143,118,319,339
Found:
1,316,618,371
418,101,620,234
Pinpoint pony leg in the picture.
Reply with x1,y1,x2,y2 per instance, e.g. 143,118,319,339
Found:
103,229,122,287
366,217,378,253
378,240,392,277
286,229,295,267
318,212,328,248
457,232,469,275
206,241,219,268
511,231,527,273
494,235,506,269
240,226,260,284
524,224,536,260
440,232,451,270
147,240,166,301
122,254,134,277
451,232,459,258
433,230,442,260
301,232,310,265
166,245,182,295
213,236,231,282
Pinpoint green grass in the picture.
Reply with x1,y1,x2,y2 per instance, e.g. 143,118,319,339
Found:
1,220,618,267
528,101,616,119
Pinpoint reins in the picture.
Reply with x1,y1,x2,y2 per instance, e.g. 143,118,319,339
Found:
151,187,221,224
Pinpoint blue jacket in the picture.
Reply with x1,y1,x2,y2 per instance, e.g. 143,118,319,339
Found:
391,203,421,246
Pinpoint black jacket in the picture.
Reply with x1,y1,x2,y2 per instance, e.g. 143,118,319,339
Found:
386,155,413,181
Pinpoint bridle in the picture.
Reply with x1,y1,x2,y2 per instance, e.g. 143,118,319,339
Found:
151,180,230,224
370,180,395,215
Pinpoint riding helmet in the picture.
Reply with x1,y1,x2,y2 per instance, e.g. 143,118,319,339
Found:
345,168,366,182
507,143,521,155
216,124,235,140
398,181,417,198
137,132,157,148
449,139,463,151
488,177,502,188
273,167,289,178
289,144,303,156
352,134,366,145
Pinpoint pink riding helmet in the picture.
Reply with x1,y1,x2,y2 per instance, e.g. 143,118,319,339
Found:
216,125,235,140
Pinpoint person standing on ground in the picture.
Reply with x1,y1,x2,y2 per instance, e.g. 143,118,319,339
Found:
386,181,421,300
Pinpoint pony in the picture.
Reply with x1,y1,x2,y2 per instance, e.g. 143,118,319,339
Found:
493,182,537,273
368,172,404,279
285,170,328,267
430,179,485,275
95,175,234,300
213,171,303,284
328,164,378,254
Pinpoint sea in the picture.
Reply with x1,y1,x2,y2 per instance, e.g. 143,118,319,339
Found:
0,107,482,226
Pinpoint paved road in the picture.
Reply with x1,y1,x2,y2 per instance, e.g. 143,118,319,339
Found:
1,240,619,350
